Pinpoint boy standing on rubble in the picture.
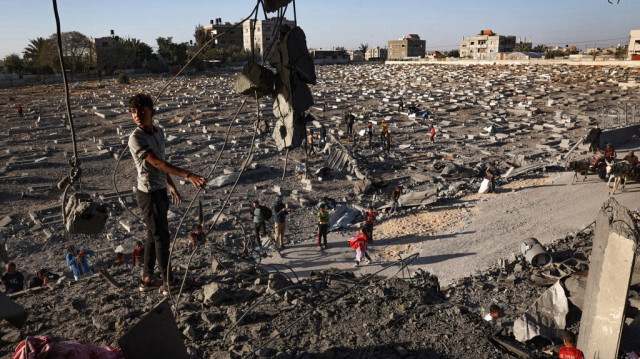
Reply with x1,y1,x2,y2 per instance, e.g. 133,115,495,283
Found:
558,332,584,359
128,93,206,294
317,204,330,250
485,163,499,194
430,125,436,143
364,205,376,245
367,122,373,147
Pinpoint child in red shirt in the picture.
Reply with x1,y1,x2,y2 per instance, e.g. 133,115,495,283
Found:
349,227,372,267
132,241,144,267
558,332,583,359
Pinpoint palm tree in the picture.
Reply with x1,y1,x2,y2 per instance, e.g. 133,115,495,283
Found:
23,37,47,62
359,43,369,57
514,43,531,53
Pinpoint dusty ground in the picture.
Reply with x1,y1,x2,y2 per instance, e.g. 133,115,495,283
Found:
1,64,640,358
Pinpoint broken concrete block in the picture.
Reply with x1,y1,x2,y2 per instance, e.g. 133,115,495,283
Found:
513,280,569,342
578,198,637,358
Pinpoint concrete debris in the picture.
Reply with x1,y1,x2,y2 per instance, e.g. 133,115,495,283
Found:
513,281,569,342
207,172,239,188
0,292,28,329
118,299,188,359
328,204,361,230
578,198,638,359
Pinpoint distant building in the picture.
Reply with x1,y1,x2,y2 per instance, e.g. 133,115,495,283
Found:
459,30,517,60
365,46,387,61
585,47,601,54
91,31,135,72
243,17,295,59
387,34,426,60
628,30,640,60
347,50,364,62
309,49,349,64
202,18,243,49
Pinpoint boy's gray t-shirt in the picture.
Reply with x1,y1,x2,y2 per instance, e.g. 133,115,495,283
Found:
128,126,167,193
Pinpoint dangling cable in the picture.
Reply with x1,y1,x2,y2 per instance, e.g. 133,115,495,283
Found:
166,97,248,310
52,0,82,244
293,0,297,27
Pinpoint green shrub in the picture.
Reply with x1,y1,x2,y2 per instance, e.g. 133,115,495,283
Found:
118,72,130,84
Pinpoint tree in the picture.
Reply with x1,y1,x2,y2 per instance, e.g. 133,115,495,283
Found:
45,31,91,77
23,37,47,62
588,50,600,61
514,43,531,53
614,45,628,59
359,43,369,57
3,54,25,74
447,50,460,58
194,25,210,49
22,37,51,74
532,45,546,53
156,37,188,65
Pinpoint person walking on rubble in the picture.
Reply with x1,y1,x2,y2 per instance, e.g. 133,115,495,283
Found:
485,162,499,193
390,185,402,214
398,97,404,112
383,132,392,154
251,200,270,246
127,93,207,295
367,121,373,147
317,204,330,250
430,124,436,143
345,111,355,137
587,123,602,154
319,124,327,150
273,196,290,249
307,130,316,156
364,205,376,245
380,119,388,143
349,227,372,267
17,104,23,118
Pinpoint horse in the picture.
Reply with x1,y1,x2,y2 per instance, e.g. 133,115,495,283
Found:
605,159,630,195
566,159,590,184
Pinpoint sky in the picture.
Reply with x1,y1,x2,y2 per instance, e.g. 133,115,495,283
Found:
1,0,639,59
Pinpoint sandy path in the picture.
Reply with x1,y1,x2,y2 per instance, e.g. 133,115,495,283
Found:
264,161,640,285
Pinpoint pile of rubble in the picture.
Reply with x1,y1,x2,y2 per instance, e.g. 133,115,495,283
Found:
1,62,640,357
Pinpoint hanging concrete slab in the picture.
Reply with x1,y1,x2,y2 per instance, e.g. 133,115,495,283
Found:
577,198,637,359
118,299,188,359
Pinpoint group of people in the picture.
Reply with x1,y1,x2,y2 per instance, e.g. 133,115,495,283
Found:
1,262,60,294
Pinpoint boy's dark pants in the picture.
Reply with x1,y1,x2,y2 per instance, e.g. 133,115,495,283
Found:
137,189,173,282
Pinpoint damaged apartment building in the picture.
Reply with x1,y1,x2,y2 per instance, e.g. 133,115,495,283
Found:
460,29,532,60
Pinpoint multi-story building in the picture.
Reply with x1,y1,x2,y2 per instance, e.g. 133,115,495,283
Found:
365,46,388,61
387,34,426,60
202,18,243,49
459,30,517,60
91,30,135,72
628,30,640,60
347,50,364,62
243,17,296,59
309,49,349,64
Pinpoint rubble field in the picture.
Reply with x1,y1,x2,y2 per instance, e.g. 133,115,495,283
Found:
1,63,640,358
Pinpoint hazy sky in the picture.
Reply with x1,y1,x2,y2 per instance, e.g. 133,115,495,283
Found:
1,0,638,59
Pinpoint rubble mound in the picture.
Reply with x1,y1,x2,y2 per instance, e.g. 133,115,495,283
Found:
1,248,519,358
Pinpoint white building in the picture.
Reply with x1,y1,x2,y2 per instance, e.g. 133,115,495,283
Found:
243,17,295,59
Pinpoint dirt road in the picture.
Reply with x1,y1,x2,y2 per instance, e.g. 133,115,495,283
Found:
265,148,640,285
